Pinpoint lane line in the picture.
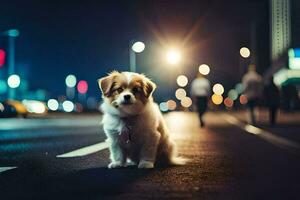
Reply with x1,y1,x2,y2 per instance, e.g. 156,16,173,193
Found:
223,114,300,154
56,141,109,158
0,167,17,173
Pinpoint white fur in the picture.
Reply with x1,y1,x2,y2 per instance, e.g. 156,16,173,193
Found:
100,73,184,169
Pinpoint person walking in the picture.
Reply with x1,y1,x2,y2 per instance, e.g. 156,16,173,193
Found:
242,65,263,125
264,76,280,125
191,72,211,127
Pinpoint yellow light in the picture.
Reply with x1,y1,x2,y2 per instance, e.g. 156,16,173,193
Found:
175,88,186,100
132,41,145,53
166,49,181,65
181,97,192,108
211,94,223,105
198,64,210,75
166,100,177,110
240,47,250,58
212,83,224,95
176,75,188,87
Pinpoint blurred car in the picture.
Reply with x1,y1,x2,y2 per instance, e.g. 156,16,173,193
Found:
0,100,27,118
0,101,19,118
22,100,48,115
5,100,28,118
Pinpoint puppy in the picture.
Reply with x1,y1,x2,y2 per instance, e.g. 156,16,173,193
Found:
98,71,185,169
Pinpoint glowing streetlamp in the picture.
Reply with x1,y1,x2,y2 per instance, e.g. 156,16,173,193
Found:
130,41,145,72
240,47,251,58
199,64,210,75
212,83,224,95
65,74,77,99
176,75,188,87
7,74,20,89
166,49,181,65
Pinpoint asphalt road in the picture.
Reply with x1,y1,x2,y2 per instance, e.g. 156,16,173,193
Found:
0,111,300,200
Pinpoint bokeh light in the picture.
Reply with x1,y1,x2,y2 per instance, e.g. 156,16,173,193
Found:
65,74,77,87
159,102,168,112
224,97,234,108
240,47,250,58
212,83,224,95
175,88,186,100
47,99,59,111
239,95,248,105
211,94,223,105
176,75,188,87
198,64,210,75
132,41,145,53
228,89,238,100
22,100,46,114
167,100,177,110
7,74,21,88
77,80,88,94
0,49,5,67
235,83,244,94
62,100,74,112
181,96,192,108
166,49,181,65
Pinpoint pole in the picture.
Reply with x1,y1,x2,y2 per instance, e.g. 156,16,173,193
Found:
129,47,136,72
8,36,15,99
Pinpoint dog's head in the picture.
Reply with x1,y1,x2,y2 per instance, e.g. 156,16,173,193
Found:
98,71,156,116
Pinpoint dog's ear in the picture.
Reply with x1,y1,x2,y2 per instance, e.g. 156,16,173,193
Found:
98,76,113,97
143,78,156,98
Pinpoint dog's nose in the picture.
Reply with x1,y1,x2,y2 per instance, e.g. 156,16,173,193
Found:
124,95,131,101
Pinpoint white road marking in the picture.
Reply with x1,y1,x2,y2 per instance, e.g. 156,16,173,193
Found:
223,114,300,153
0,167,17,173
0,118,101,131
56,141,109,158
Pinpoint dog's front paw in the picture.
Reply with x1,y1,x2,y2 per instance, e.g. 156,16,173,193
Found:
138,160,154,169
108,161,124,169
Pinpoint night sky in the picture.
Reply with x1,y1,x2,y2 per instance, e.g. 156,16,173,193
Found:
0,0,269,101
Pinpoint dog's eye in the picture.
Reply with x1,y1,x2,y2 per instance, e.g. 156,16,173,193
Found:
116,88,123,93
132,87,139,93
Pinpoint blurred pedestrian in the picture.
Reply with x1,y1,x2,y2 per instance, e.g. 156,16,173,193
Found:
191,72,211,127
242,65,263,125
264,76,280,125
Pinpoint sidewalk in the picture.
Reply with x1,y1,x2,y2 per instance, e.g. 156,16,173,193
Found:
230,109,300,143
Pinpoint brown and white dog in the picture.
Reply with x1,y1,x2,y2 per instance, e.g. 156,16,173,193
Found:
98,71,185,169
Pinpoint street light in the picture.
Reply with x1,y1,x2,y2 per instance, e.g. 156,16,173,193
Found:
65,74,77,100
240,47,250,58
7,74,20,89
199,64,210,75
239,47,251,80
166,49,181,65
130,41,145,72
1,29,20,99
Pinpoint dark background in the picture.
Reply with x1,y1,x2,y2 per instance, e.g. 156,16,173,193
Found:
0,0,270,101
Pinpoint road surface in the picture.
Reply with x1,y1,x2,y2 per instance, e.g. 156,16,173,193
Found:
0,111,300,199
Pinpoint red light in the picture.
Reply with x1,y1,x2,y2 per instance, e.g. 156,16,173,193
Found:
77,80,88,94
0,49,6,67
224,97,234,107
239,95,248,105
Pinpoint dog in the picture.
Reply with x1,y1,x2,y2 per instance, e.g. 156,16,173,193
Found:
98,71,185,169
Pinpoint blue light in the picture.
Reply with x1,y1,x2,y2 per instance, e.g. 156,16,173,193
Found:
294,48,300,58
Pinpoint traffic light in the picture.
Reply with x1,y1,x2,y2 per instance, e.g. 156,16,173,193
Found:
0,49,5,67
